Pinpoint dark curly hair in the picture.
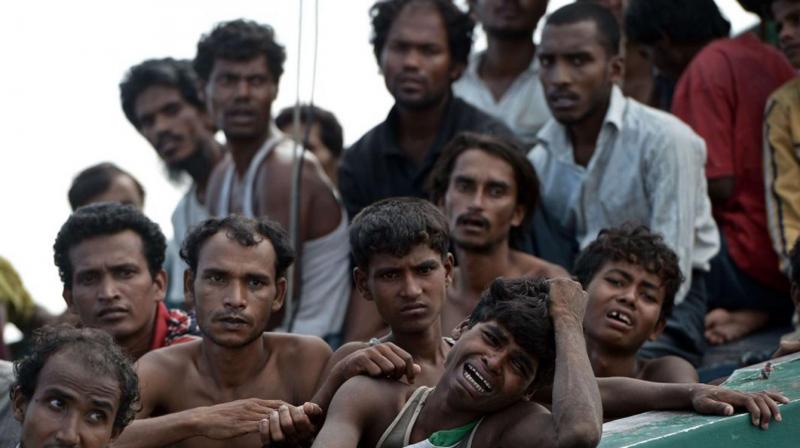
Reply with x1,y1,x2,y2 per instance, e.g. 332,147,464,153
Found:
573,224,684,321
68,162,146,211
350,197,450,269
194,19,286,83
468,277,556,391
547,2,621,56
370,0,475,67
181,215,295,280
625,0,730,46
54,203,166,290
120,58,205,129
790,238,800,286
12,325,140,433
427,132,537,247
275,104,345,158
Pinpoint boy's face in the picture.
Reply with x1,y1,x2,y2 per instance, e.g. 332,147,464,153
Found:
443,320,539,412
583,260,666,353
354,244,453,334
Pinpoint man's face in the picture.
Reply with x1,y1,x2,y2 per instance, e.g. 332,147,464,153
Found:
355,244,452,334
188,232,285,348
14,351,121,448
64,231,164,345
380,2,463,110
583,261,666,353
280,121,337,178
133,85,212,169
471,0,549,38
539,20,621,126
444,149,524,253
205,55,278,142
85,175,144,211
443,320,539,412
773,0,800,67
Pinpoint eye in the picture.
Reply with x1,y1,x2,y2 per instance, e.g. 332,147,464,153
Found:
217,74,237,86
482,331,499,347
247,278,266,289
379,271,400,281
87,410,108,424
641,292,659,304
163,102,181,116
138,115,154,129
539,55,553,68
47,398,65,411
487,186,506,198
415,264,436,275
605,276,623,287
206,273,226,284
454,179,473,193
117,268,137,279
247,75,268,87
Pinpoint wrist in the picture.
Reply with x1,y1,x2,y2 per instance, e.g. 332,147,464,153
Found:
552,314,584,330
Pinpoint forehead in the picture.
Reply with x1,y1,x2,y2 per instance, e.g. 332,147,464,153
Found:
471,320,539,361
367,244,443,272
593,260,664,288
85,175,143,209
197,231,278,275
134,85,187,115
451,148,516,184
540,20,605,54
34,351,120,405
211,55,272,77
69,230,148,272
386,2,449,47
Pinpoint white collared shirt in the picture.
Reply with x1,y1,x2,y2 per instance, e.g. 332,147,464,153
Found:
453,51,551,148
529,86,720,303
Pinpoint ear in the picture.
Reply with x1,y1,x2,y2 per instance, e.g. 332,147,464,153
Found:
11,386,27,423
62,287,75,312
354,267,373,301
449,62,466,83
608,54,625,85
510,204,525,228
152,269,167,303
648,318,667,341
444,253,455,287
183,270,196,311
272,277,287,312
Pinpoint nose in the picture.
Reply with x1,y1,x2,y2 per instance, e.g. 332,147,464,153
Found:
223,282,247,309
401,48,422,71
55,412,80,446
97,276,120,303
779,24,795,47
616,286,637,309
482,350,504,375
546,60,572,87
469,188,486,210
399,272,422,300
234,78,252,99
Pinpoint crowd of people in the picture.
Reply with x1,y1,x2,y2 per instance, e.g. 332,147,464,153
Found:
2,0,800,446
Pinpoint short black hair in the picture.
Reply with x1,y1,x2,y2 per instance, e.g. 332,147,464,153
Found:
625,0,731,46
120,58,205,129
546,2,621,55
350,197,450,269
427,132,537,245
468,277,556,391
370,0,475,67
572,224,684,321
54,203,166,290
12,325,140,433
275,104,345,158
790,238,800,286
180,215,296,280
194,19,287,83
68,162,146,211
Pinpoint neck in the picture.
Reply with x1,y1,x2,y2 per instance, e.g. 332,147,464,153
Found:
388,322,445,364
199,335,270,389
566,96,610,166
455,241,512,295
120,308,158,361
416,383,482,437
227,127,271,177
188,138,224,201
585,337,638,378
395,93,450,161
482,34,536,79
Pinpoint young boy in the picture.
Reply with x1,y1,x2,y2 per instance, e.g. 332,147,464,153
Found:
574,225,699,382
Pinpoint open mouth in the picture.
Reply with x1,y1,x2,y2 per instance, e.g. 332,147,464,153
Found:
606,309,633,327
457,216,489,230
463,363,493,394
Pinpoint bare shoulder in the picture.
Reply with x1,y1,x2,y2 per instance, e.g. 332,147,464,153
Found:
514,251,570,279
334,375,412,424
137,339,201,379
475,400,557,447
639,356,698,383
267,332,333,360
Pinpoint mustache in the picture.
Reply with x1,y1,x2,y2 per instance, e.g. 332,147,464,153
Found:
156,131,182,149
456,213,490,229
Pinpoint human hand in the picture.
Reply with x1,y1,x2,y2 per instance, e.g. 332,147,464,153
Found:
259,402,323,447
772,339,800,358
690,384,789,429
195,398,285,439
334,342,421,383
547,277,588,325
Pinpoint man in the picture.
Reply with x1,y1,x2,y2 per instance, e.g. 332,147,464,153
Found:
11,325,139,448
53,203,196,361
574,225,698,383
529,3,719,365
339,0,515,220
68,162,145,211
276,104,344,186
114,215,331,448
120,57,225,309
198,19,350,340
453,0,551,146
427,132,567,333
0,359,18,446
314,277,603,448
0,256,53,360
773,0,800,68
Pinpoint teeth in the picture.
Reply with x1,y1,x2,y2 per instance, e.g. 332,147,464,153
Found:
464,364,492,393
608,310,632,325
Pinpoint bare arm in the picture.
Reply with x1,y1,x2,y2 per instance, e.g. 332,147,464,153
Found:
311,377,383,448
639,356,699,384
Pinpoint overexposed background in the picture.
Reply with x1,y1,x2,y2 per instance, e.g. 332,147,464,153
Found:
0,0,757,330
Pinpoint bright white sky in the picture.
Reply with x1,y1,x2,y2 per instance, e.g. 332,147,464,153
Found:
0,0,756,326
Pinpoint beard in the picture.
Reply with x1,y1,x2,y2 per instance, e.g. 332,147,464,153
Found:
165,140,217,184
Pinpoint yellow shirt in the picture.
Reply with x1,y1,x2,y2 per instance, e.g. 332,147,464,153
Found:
0,256,35,328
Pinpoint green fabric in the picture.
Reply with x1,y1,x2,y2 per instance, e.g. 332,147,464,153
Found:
428,420,478,447
0,256,35,327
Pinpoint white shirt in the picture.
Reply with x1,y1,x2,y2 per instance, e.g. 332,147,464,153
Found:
165,186,210,308
453,51,551,148
529,86,720,303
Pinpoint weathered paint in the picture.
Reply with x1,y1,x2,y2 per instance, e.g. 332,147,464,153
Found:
599,352,800,447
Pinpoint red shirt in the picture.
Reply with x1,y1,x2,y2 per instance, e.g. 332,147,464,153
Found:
149,302,197,351
672,33,795,289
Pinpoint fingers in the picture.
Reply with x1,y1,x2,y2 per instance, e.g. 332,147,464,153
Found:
288,403,316,438
695,397,734,416
772,340,800,358
383,343,418,382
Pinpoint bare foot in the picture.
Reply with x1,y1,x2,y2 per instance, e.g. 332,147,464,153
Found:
704,308,769,345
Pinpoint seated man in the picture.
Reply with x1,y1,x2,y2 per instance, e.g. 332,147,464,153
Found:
574,225,698,383
775,239,800,356
11,325,139,448
115,215,331,448
68,162,146,210
428,132,568,333
314,277,604,448
275,104,344,186
53,203,196,360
